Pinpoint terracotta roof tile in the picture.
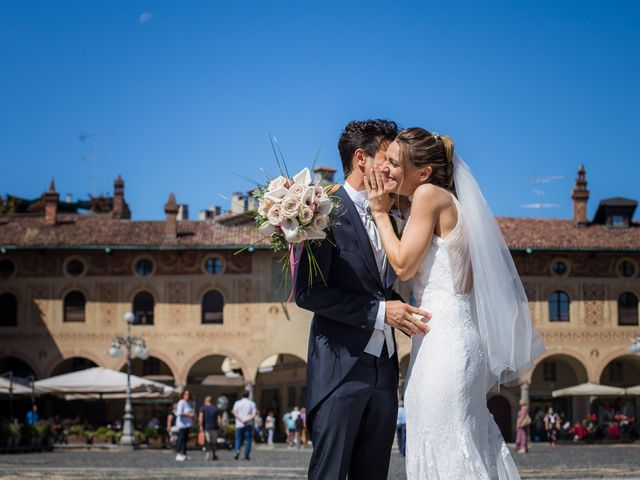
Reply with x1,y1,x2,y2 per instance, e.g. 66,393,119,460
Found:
0,214,269,250
1,214,639,251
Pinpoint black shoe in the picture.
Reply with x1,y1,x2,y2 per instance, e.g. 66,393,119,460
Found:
234,452,239,460
245,457,251,461
212,454,219,460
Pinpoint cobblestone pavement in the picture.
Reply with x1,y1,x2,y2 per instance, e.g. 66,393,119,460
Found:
0,443,639,479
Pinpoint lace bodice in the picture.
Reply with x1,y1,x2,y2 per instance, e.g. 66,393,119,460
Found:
409,195,472,301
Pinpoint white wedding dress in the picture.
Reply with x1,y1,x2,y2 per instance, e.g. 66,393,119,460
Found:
403,195,521,479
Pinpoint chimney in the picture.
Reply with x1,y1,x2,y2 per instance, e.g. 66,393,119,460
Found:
44,178,59,225
314,166,336,186
230,192,247,215
571,164,589,226
164,193,179,238
112,175,131,219
177,204,189,221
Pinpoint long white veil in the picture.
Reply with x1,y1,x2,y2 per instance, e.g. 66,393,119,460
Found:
453,154,545,392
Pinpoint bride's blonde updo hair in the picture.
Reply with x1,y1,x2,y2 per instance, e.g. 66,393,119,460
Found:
396,127,456,196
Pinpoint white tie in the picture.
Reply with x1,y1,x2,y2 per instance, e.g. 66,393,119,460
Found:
360,199,395,358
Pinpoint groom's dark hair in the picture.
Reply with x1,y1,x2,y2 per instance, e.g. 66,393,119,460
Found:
338,119,398,177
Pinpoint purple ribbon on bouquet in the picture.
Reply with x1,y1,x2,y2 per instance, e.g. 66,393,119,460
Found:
286,243,305,304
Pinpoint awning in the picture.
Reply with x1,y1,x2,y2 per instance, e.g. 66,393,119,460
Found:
552,382,627,397
33,367,177,400
625,385,640,395
0,376,33,396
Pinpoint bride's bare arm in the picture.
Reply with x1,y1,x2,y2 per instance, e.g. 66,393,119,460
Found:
366,168,446,281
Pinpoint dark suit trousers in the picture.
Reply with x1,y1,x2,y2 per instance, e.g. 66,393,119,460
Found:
308,350,398,480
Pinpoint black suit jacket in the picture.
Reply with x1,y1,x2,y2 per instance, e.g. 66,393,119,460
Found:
295,186,401,430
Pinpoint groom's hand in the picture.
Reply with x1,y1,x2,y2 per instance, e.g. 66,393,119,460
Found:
384,301,430,336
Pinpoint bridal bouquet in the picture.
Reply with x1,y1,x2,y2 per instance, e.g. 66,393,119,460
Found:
255,167,335,246
238,153,340,300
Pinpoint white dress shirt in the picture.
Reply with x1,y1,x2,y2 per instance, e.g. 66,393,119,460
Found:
343,182,395,358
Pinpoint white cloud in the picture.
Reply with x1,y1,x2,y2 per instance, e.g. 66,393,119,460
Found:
139,12,153,24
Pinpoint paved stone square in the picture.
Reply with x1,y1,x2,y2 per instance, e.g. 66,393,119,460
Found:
0,443,639,479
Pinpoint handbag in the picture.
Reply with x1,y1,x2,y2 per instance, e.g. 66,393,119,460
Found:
521,414,532,428
197,430,205,446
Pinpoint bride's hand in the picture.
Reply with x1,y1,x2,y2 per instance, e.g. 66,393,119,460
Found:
364,165,394,215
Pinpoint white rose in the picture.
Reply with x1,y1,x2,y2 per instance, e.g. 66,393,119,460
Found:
267,204,284,226
259,222,276,237
313,214,328,232
316,199,333,216
268,176,288,191
289,183,306,198
314,186,328,202
299,206,314,225
282,195,301,219
258,198,274,217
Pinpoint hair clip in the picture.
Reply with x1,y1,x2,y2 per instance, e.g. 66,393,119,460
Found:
432,132,441,141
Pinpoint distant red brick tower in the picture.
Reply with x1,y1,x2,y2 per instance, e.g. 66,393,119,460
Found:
571,164,589,226
44,178,59,225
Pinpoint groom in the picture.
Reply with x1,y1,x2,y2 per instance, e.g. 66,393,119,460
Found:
295,119,430,480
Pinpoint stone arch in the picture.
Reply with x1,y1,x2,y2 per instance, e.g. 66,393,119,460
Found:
595,348,639,383
254,352,307,443
522,348,592,383
0,355,38,379
598,353,640,388
49,356,99,377
184,351,248,407
530,352,589,389
116,354,178,386
182,347,252,383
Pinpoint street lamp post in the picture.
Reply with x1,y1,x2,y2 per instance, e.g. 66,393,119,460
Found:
108,312,149,448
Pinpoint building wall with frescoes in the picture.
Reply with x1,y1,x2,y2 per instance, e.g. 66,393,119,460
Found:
1,166,639,441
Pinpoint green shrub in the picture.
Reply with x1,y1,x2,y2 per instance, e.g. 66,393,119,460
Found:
68,425,85,436
134,430,146,444
32,421,51,439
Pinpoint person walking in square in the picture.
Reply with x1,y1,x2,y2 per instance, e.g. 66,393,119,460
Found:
396,402,407,456
175,390,195,461
265,411,276,445
232,392,257,460
516,399,531,453
198,395,220,461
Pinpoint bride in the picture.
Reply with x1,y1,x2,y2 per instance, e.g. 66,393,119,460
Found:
364,128,544,479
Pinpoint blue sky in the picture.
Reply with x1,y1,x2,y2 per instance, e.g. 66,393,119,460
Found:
1,0,639,220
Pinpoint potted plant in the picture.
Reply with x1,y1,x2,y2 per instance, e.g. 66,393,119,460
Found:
92,427,113,445
32,421,52,448
6,422,21,448
84,430,96,445
145,427,162,448
67,425,86,444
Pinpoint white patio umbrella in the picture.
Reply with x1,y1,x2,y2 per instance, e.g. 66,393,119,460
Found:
0,375,33,396
33,367,176,399
552,382,626,397
625,385,640,395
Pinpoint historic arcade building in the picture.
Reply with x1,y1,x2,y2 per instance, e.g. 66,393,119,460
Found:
1,166,639,440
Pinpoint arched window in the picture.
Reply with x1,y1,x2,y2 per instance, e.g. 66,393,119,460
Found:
64,291,86,322
202,290,224,324
618,292,639,326
549,291,570,322
0,293,17,327
133,291,154,325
